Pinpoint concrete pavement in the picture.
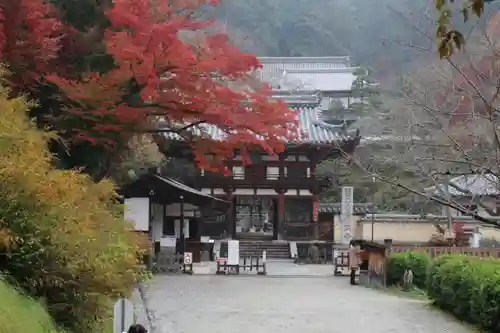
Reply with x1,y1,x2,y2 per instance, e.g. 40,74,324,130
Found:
133,262,472,333
192,260,336,276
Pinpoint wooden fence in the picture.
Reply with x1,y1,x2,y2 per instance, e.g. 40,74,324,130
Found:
390,246,500,258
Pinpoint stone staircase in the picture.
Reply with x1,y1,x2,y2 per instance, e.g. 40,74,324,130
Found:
220,240,290,259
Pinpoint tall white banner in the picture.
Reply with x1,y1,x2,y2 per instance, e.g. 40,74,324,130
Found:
341,186,354,244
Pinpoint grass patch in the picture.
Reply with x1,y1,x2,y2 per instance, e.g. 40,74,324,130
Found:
378,285,429,301
0,278,63,333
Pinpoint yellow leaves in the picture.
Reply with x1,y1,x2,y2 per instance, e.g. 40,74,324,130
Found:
0,70,141,332
0,227,14,251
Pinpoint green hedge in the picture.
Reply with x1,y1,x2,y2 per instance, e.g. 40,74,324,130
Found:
386,251,430,289
427,255,500,332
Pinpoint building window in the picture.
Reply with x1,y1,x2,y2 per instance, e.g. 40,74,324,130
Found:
232,166,245,179
266,166,279,180
266,166,287,180
163,216,175,236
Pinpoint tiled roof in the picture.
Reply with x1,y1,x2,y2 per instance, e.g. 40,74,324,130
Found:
163,106,359,144
161,56,361,146
271,92,321,106
318,202,376,215
259,56,352,69
257,56,357,92
426,173,500,197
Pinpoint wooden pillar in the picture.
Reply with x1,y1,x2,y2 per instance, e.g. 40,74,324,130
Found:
250,188,256,230
198,208,204,239
278,189,285,240
310,157,319,240
226,188,234,239
310,158,318,195
313,195,319,239
332,213,335,243
277,153,286,240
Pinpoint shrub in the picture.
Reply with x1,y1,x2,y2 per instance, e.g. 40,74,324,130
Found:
386,251,431,289
0,83,143,332
427,255,500,331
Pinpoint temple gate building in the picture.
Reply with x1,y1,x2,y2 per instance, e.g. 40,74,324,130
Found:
163,56,362,242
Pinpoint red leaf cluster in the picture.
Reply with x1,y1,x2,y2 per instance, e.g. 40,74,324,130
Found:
0,0,64,86
0,0,298,171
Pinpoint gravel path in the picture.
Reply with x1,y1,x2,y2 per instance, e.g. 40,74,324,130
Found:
134,264,472,333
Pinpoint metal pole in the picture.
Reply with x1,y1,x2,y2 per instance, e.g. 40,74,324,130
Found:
120,298,125,333
147,190,154,270
180,195,185,254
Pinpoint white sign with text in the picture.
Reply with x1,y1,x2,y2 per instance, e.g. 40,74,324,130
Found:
341,186,354,244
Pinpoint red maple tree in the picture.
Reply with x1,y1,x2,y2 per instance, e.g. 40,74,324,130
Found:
0,0,65,88
0,0,297,173
46,0,297,170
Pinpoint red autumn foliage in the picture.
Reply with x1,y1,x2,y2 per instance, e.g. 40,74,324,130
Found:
49,0,297,169
0,0,297,171
0,0,66,87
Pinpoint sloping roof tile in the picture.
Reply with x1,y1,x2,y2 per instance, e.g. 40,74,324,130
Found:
318,202,376,215
162,106,357,144
257,56,357,92
161,56,360,146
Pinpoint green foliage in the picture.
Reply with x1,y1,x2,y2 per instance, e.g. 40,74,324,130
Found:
0,82,144,333
317,157,430,213
427,255,500,331
386,251,431,289
0,278,63,333
350,66,382,115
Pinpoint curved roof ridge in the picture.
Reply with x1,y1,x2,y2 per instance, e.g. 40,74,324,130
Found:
286,67,357,74
259,56,351,62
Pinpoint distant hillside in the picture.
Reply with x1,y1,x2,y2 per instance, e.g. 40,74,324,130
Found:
209,0,500,80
